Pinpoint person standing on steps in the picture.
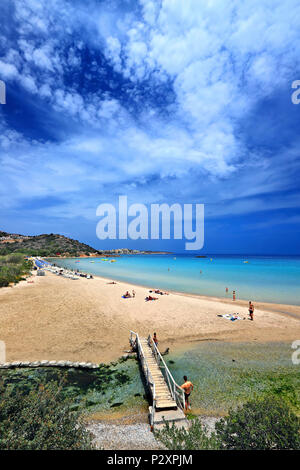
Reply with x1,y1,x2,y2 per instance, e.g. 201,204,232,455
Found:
181,375,194,410
152,332,158,347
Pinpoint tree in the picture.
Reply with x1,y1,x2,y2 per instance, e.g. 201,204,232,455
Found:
0,382,94,450
215,397,300,450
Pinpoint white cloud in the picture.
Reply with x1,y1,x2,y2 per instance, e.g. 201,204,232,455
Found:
32,47,54,71
22,74,38,93
105,36,122,71
1,0,300,224
0,60,18,79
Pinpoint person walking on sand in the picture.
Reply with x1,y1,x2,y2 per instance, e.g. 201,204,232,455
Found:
181,376,194,410
132,290,135,298
249,301,254,321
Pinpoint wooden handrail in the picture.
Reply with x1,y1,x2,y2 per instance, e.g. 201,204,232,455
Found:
130,331,156,425
147,334,185,410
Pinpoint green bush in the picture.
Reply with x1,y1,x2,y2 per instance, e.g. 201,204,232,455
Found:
215,397,300,450
0,254,32,287
155,398,300,450
155,418,220,450
0,382,94,450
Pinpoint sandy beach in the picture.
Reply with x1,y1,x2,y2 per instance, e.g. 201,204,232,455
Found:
0,270,300,363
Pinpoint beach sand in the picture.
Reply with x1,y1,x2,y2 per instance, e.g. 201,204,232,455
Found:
0,270,299,363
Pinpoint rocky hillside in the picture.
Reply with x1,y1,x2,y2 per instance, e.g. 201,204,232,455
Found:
0,231,100,257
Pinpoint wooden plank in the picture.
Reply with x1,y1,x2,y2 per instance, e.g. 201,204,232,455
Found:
139,336,177,410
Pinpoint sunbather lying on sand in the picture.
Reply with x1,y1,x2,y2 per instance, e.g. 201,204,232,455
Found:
107,281,117,284
145,295,158,301
150,289,169,295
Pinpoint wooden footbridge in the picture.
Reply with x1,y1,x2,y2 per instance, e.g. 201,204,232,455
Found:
130,331,188,430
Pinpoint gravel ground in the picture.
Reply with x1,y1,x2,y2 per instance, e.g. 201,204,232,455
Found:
87,422,165,450
201,416,220,434
87,415,220,450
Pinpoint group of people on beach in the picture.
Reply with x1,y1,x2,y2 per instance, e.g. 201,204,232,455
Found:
150,289,169,295
121,288,169,301
145,289,169,301
123,290,135,298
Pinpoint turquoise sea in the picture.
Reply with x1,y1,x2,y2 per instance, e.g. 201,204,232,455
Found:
47,254,300,306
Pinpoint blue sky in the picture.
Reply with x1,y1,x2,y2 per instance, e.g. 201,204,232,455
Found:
1,0,300,254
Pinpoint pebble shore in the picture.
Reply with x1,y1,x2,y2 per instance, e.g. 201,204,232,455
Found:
86,415,219,450
88,422,165,450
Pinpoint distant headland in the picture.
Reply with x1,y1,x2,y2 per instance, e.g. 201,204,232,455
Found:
0,231,171,257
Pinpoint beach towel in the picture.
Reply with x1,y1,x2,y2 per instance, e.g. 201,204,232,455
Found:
221,314,241,321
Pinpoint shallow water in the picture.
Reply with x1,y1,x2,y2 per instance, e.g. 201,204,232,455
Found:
1,342,299,416
165,341,300,414
47,254,300,305
0,359,148,416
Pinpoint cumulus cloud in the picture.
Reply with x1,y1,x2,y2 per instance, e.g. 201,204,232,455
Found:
0,0,300,232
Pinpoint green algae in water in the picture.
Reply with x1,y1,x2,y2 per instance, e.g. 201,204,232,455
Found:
0,359,146,415
1,342,298,417
167,342,300,415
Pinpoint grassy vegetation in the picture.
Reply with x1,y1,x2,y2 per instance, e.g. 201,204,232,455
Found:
0,232,100,257
0,253,32,287
235,368,300,412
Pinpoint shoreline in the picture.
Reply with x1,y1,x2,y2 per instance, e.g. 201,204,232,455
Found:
47,256,300,308
0,264,299,364
47,257,300,318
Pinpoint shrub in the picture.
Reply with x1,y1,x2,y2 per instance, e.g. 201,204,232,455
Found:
215,396,300,450
0,254,32,287
0,382,94,450
154,418,220,450
155,398,300,450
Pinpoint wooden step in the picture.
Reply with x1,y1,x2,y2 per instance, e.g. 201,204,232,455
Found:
156,403,177,410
